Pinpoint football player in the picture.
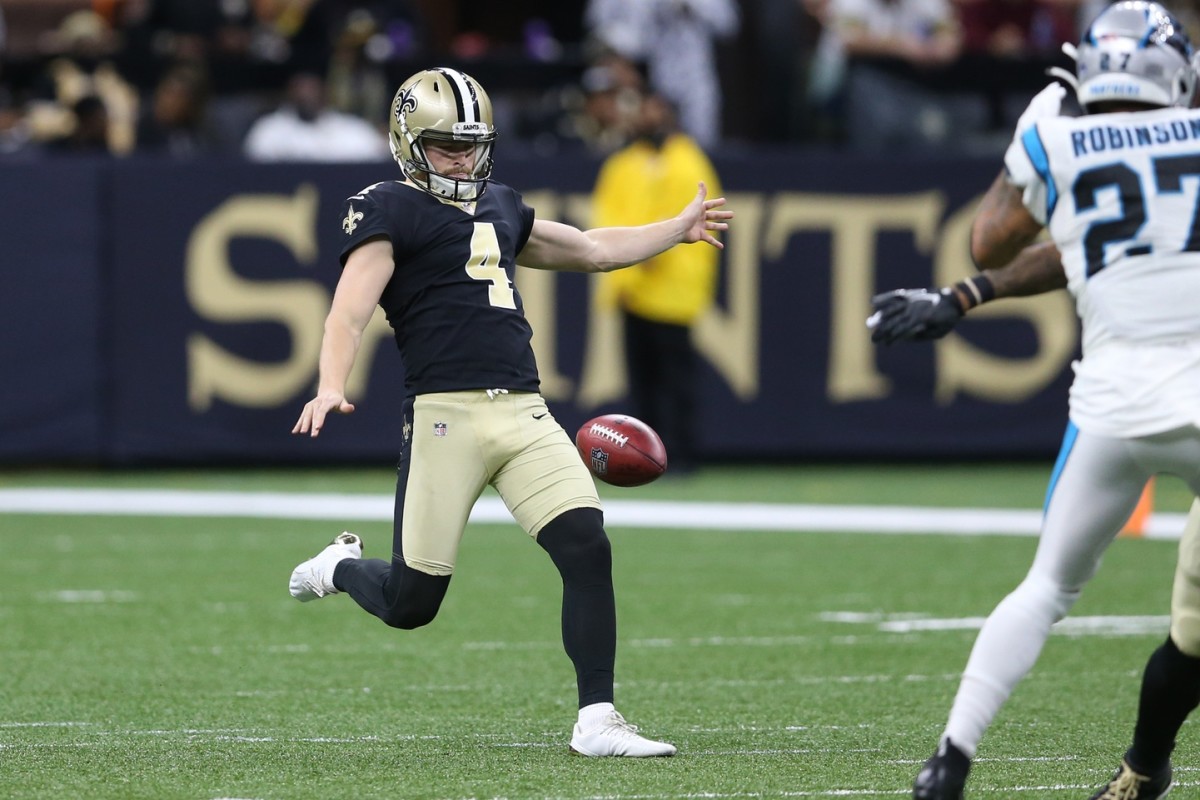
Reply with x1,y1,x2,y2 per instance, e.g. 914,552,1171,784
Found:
873,242,1200,799
868,3,1200,798
288,67,731,758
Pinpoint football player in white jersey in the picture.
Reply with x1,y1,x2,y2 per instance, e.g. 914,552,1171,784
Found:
868,3,1200,798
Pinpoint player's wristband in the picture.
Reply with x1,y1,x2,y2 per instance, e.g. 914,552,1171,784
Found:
952,274,996,311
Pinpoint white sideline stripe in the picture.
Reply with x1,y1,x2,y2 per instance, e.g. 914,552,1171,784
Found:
820,610,1171,637
0,488,1189,539
879,614,1169,636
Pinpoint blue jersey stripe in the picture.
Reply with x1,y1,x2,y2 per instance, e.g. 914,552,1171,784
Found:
1043,421,1079,514
1021,126,1057,221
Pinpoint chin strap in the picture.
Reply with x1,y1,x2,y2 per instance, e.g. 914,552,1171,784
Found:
1047,42,1081,97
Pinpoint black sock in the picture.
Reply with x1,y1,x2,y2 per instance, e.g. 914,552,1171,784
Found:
1129,636,1200,774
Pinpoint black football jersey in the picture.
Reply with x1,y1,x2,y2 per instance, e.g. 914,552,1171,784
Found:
339,180,540,396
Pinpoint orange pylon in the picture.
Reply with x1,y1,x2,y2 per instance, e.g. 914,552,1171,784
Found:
1120,477,1156,538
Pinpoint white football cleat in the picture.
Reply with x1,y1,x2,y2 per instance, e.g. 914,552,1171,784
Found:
569,710,677,757
288,532,363,602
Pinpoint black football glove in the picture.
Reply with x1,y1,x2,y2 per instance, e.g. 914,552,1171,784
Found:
868,287,964,344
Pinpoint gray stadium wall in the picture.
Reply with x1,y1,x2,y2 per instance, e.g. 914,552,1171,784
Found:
3,152,1079,465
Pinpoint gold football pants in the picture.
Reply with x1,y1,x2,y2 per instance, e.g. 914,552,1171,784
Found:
396,390,601,576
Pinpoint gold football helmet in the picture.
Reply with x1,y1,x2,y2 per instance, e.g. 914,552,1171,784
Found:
389,68,497,202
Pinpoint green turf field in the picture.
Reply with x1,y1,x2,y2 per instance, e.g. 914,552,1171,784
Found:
1,464,1194,799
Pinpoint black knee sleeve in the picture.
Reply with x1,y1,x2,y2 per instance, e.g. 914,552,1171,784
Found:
378,562,451,630
537,507,611,586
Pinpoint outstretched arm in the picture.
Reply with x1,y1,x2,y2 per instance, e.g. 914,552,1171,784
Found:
517,181,732,273
868,240,1065,344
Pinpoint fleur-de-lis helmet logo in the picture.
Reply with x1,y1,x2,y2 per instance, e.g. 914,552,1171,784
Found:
387,69,496,202
394,85,418,128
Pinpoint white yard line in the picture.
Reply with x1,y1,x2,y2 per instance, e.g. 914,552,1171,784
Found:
0,487,1189,539
820,610,1171,637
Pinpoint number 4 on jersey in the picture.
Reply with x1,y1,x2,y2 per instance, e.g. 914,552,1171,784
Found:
465,222,516,309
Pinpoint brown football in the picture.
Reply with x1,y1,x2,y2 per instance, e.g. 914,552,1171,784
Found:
575,414,668,487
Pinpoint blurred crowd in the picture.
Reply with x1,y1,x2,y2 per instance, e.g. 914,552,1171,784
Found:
1,0,1197,161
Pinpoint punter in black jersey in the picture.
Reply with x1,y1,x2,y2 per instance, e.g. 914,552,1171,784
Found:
288,67,732,757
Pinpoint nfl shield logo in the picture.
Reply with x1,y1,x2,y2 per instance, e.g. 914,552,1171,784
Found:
433,422,448,437
589,447,609,476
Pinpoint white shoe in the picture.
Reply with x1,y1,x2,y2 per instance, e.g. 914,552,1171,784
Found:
288,532,363,602
569,710,677,757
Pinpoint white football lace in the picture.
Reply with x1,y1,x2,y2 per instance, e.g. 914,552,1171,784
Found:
302,575,328,598
589,424,628,446
597,712,640,737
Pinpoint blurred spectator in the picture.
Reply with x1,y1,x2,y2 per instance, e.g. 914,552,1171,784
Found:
117,0,341,95
242,70,388,161
249,0,341,75
834,0,962,64
585,0,740,149
325,3,430,126
593,91,722,476
955,0,1079,58
135,62,219,156
811,0,967,150
42,94,114,155
801,0,845,141
945,0,1080,146
0,0,93,61
737,0,814,142
0,0,1092,155
115,0,258,93
806,0,962,103
562,52,645,154
25,9,138,155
